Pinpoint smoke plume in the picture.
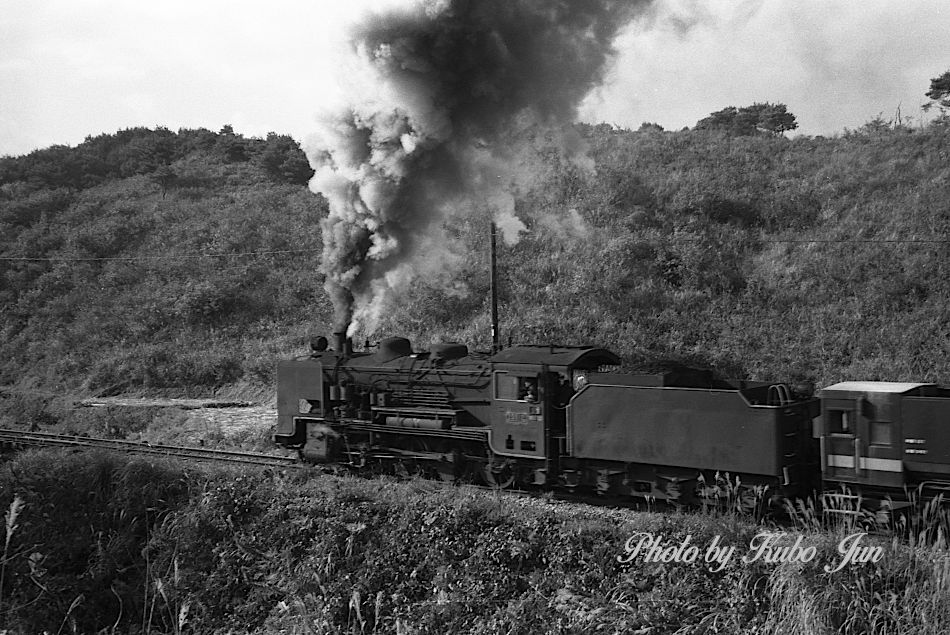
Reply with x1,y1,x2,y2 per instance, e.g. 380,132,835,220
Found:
308,0,647,336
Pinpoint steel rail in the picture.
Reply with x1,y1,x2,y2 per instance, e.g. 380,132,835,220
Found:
0,428,301,468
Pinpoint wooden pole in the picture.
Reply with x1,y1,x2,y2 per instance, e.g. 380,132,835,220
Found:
490,222,500,353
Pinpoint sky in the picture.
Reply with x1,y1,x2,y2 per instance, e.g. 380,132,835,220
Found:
2,0,950,157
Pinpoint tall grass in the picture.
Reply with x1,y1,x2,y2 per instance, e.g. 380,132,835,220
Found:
0,450,193,633
895,490,950,549
0,495,24,621
3,448,950,633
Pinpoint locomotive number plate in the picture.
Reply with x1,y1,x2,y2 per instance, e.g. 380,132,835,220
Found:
505,411,529,424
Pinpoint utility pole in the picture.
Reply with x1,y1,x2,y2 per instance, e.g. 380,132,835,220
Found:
490,222,500,353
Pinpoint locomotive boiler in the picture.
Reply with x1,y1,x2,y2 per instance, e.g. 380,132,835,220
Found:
274,333,823,505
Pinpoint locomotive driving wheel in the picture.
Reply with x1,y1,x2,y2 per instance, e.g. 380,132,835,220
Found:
483,458,517,489
432,447,465,483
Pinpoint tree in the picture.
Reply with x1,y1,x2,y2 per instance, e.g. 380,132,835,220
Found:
150,165,178,199
741,103,798,135
924,70,950,110
696,106,743,133
216,134,249,163
254,133,314,185
695,103,798,136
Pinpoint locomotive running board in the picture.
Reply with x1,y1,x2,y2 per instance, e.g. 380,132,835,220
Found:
338,420,489,443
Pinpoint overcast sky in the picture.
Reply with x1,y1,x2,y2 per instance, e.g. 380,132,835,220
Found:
2,0,950,157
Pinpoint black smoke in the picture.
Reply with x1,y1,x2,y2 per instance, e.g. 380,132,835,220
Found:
308,0,648,335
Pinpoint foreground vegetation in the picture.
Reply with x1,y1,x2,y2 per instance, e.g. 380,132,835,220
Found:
0,449,949,634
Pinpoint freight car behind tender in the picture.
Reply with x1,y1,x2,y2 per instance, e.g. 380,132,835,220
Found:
819,381,950,499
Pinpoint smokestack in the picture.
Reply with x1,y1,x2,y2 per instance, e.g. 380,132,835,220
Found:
332,332,355,357
308,1,647,336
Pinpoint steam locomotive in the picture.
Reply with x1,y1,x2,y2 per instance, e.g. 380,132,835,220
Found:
274,334,950,506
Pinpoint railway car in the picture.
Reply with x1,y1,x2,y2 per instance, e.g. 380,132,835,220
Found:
274,334,821,505
818,381,950,499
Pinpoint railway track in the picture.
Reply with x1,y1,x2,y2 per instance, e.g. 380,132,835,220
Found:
0,428,630,501
0,430,864,526
0,428,301,468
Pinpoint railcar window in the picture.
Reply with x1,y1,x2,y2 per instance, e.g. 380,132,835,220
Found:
870,421,892,445
828,409,853,435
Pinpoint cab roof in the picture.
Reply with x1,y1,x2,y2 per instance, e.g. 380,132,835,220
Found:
820,381,936,395
490,345,620,368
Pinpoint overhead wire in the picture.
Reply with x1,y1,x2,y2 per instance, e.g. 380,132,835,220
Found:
0,249,322,262
0,238,948,262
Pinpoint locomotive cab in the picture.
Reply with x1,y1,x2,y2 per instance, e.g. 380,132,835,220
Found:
487,345,621,483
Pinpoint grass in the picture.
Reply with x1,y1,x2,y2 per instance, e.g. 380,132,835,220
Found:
0,494,24,618
2,449,950,633
0,450,194,633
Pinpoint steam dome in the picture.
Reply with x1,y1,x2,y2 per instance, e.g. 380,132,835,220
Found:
376,337,413,362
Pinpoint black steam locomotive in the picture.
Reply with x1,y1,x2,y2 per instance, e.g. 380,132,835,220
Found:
274,334,950,505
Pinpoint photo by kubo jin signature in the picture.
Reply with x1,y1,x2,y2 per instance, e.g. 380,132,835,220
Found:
618,531,885,573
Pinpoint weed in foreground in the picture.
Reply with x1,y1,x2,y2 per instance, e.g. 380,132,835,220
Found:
0,495,24,621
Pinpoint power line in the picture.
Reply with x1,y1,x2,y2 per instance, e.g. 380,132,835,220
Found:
0,248,321,262
673,238,950,244
0,238,947,263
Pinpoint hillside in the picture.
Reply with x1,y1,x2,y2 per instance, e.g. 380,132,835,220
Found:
0,127,326,398
1,122,949,404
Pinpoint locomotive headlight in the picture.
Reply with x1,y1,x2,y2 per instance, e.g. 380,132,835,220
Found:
573,372,589,391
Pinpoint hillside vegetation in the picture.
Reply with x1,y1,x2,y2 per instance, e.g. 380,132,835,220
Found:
0,127,325,398
2,121,949,402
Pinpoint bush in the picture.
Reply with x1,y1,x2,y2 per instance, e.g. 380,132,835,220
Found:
0,451,193,633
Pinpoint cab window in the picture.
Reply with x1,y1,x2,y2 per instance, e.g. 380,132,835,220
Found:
495,372,520,400
494,372,538,402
